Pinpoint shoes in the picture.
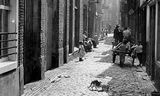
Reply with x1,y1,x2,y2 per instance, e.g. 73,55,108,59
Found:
79,58,83,61
120,64,124,67
137,64,143,67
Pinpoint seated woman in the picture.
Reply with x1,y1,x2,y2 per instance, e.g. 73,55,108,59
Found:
112,42,122,63
117,40,128,67
112,39,128,67
83,38,93,52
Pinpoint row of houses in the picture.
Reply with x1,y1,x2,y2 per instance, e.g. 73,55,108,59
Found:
120,0,160,91
0,0,102,96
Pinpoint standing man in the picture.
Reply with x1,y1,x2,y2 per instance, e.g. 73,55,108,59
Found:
113,25,120,44
123,27,131,42
105,29,108,37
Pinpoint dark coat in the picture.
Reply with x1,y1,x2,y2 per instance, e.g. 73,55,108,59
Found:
114,27,119,39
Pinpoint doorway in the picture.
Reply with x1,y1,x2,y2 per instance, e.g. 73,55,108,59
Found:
149,5,155,80
24,0,41,84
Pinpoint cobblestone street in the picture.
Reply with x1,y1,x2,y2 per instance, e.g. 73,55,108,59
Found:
22,34,156,96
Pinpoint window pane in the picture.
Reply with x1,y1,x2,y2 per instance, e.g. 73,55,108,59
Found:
0,0,9,6
0,0,4,5
0,9,8,57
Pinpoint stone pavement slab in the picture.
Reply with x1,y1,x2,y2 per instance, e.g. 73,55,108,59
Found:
22,34,156,96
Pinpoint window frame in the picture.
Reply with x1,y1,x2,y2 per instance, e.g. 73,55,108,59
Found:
0,0,18,74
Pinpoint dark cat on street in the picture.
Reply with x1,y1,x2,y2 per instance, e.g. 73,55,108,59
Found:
88,80,110,92
88,80,102,91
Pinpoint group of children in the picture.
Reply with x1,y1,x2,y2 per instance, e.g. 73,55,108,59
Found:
113,25,143,67
113,39,143,67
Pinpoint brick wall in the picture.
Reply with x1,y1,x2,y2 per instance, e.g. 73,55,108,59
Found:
41,0,71,69
58,0,65,66
75,0,80,47
23,0,42,84
63,0,70,63
0,1,25,95
48,0,67,67
88,2,96,38
83,4,88,35
66,0,70,63
41,0,59,70
58,0,64,49
18,0,25,94
41,0,47,71
0,69,20,96
75,0,84,47
79,0,84,42
69,0,75,53
66,0,70,46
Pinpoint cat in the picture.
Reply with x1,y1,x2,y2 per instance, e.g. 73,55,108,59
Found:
88,80,102,91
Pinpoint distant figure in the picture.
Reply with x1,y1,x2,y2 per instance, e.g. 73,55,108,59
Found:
105,29,108,37
82,32,87,42
118,27,124,42
83,38,93,52
91,38,97,48
78,42,85,61
123,27,131,42
113,25,120,44
87,38,93,51
93,34,99,46
108,24,111,33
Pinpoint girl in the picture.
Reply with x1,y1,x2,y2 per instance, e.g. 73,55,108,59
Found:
131,41,143,66
78,42,86,61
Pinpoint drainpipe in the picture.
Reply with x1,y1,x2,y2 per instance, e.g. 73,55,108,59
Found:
155,1,158,63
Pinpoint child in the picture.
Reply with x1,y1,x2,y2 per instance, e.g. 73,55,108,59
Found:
133,41,143,66
78,42,85,61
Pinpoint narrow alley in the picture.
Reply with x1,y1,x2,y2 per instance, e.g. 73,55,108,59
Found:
1,0,160,96
22,34,155,96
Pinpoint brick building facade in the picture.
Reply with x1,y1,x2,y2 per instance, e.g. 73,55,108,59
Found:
87,0,102,39
120,0,160,91
0,0,101,96
145,0,160,91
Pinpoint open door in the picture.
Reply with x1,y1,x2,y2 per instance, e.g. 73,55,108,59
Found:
149,5,155,80
24,0,41,84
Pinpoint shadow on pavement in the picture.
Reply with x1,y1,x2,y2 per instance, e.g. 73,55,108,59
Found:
104,37,114,45
96,49,135,68
95,50,113,63
95,64,140,96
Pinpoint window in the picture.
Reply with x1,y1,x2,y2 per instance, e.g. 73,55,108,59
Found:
0,0,17,62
